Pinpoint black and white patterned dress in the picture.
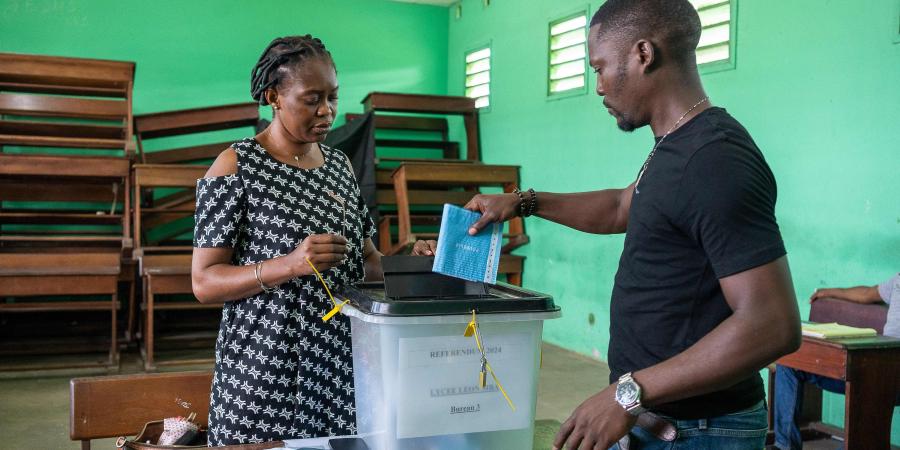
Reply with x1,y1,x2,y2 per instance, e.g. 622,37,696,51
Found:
193,138,374,445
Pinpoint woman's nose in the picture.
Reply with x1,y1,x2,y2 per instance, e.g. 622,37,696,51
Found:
316,100,332,117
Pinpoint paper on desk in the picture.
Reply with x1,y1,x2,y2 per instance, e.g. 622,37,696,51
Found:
801,322,877,339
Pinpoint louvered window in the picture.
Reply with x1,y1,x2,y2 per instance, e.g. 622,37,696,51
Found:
548,13,588,95
465,47,491,109
690,0,735,67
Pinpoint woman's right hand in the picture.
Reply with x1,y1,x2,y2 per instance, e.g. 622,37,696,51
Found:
288,234,348,276
464,193,521,235
411,240,438,256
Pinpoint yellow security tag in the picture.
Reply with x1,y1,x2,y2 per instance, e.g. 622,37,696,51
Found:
487,362,516,412
464,310,476,337
306,257,337,306
322,299,349,322
306,257,350,321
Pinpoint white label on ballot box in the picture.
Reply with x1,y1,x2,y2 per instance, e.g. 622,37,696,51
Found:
396,332,534,439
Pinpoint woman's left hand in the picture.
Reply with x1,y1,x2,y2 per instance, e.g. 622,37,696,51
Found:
411,240,438,256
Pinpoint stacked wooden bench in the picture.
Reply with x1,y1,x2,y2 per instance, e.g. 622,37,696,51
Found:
353,92,529,285
132,102,260,370
0,52,135,370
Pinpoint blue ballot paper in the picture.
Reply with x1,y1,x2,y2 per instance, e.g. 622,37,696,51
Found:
432,204,503,284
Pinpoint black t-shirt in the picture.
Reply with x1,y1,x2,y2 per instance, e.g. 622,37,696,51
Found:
608,107,786,419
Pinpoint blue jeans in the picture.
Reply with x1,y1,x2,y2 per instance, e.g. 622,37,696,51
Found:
773,365,900,450
773,365,847,450
609,401,768,450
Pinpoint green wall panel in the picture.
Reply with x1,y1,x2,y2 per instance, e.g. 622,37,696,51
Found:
0,0,449,125
447,0,900,442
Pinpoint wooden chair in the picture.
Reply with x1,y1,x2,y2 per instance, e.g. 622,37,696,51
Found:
343,106,472,251
345,112,458,162
132,164,214,370
383,162,529,286
356,92,483,237
134,102,259,164
362,92,482,161
70,371,213,450
131,103,260,369
350,93,529,285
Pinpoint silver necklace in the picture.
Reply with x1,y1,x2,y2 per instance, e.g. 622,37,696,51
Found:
634,96,709,194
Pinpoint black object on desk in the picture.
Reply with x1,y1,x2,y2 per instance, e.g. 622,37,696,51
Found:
329,436,370,450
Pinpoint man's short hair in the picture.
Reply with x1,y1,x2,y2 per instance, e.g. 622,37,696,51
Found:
590,0,702,67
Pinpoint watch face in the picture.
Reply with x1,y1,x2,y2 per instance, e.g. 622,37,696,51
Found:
616,380,639,405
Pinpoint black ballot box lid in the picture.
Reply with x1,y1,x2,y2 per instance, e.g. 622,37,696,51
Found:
337,256,558,316
381,255,489,299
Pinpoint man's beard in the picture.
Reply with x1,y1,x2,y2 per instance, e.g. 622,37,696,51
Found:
611,64,638,132
616,114,638,132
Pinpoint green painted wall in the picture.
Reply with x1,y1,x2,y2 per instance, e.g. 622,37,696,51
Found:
2,0,898,441
0,0,448,124
447,0,900,442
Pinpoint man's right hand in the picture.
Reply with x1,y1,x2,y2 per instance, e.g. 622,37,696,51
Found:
464,193,521,235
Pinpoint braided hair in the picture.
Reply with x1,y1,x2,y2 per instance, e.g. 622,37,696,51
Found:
250,35,334,106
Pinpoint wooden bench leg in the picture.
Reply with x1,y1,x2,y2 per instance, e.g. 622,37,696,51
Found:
507,272,522,287
109,292,119,368
125,277,137,343
143,278,156,371
378,216,393,254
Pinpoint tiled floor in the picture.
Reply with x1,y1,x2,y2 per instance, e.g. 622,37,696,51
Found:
0,342,607,449
0,342,850,449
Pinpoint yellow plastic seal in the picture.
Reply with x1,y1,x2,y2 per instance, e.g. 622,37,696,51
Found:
306,257,350,322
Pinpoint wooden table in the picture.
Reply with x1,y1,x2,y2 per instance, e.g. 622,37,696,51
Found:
775,335,900,449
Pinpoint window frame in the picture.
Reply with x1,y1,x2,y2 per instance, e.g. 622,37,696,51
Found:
894,0,900,44
693,0,738,74
546,6,591,101
464,41,493,112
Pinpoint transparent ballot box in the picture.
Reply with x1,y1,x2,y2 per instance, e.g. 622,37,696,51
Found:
337,258,560,450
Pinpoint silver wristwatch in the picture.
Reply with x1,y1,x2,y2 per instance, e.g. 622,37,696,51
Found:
615,372,646,416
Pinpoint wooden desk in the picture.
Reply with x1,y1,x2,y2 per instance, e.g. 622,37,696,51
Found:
775,335,900,449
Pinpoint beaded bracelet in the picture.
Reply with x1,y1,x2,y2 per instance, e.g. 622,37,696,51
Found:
513,188,538,217
255,261,276,293
526,188,537,217
512,188,527,217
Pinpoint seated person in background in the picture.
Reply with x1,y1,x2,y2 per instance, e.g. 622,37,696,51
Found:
773,273,900,450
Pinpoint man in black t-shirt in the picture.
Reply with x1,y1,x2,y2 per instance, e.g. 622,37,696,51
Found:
415,0,802,448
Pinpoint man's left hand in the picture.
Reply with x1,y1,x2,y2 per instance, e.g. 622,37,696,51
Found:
552,384,637,450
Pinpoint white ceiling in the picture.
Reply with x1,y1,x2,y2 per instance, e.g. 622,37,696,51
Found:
388,0,457,6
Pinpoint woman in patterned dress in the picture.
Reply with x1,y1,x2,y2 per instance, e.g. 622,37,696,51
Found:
191,35,383,445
